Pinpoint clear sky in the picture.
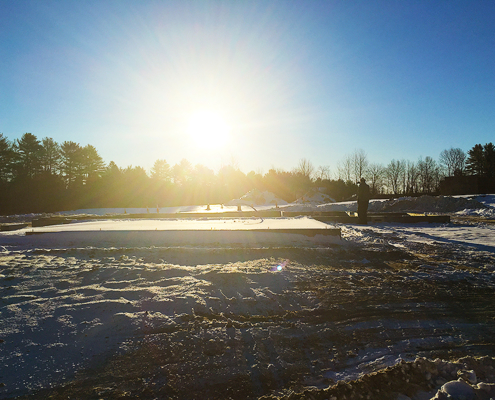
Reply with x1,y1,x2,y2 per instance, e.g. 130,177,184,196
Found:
1,0,494,175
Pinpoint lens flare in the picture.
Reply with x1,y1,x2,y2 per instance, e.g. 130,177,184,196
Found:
272,260,288,272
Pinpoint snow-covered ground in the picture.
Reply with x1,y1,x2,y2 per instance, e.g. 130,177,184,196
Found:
1,194,495,399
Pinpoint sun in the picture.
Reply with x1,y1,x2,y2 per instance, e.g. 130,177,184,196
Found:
186,110,230,150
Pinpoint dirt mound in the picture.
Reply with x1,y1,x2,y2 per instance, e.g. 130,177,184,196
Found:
370,195,488,213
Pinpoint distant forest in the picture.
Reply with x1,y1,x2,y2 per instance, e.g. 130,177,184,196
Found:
0,132,494,214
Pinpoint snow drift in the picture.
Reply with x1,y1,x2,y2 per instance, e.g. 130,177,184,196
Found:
225,189,287,207
291,187,336,205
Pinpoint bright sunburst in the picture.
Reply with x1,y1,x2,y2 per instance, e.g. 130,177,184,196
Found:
186,110,230,150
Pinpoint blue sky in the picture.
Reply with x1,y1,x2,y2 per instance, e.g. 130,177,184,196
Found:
1,1,494,175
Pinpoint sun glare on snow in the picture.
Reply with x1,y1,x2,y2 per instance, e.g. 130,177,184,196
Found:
186,110,230,150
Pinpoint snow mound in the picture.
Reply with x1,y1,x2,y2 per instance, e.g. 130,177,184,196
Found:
225,189,287,207
474,194,495,208
292,187,336,205
369,195,489,214
276,356,495,400
278,194,494,215
456,207,495,218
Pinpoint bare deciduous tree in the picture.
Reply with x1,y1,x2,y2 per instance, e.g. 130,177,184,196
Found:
417,156,439,193
352,149,369,183
295,158,315,180
385,159,405,194
337,149,368,183
405,160,419,194
439,147,466,176
315,165,331,181
337,155,353,183
365,163,385,194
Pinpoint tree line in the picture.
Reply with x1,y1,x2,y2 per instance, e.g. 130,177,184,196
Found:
0,132,493,214
335,144,495,195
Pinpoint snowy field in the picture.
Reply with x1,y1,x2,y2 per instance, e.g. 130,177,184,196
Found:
1,194,495,399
